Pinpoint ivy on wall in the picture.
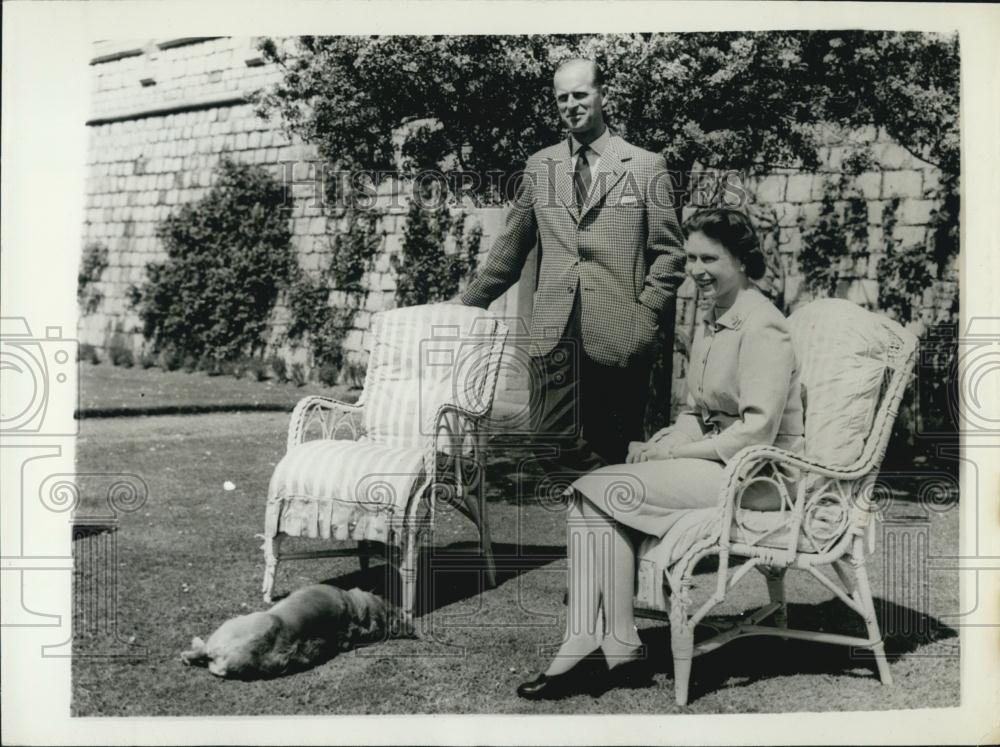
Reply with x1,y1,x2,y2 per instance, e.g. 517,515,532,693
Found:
392,190,481,308
78,241,109,315
284,203,384,372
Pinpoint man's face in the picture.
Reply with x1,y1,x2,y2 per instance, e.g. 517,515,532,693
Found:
553,64,606,138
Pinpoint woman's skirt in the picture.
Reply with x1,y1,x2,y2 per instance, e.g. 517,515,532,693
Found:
571,457,727,539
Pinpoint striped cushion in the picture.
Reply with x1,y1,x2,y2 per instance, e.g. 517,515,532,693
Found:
362,304,502,450
266,439,426,542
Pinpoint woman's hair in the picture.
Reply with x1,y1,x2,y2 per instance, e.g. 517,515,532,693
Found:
682,208,766,280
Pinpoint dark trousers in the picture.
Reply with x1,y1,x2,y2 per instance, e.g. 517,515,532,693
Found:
528,292,651,481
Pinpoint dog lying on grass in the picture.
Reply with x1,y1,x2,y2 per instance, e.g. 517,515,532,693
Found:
181,584,411,679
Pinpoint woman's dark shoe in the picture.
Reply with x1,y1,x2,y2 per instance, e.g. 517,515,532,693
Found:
516,651,608,700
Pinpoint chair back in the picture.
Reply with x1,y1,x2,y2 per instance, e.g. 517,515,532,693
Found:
359,303,509,450
788,298,917,473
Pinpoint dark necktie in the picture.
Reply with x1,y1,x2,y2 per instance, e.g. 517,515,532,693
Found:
574,144,591,209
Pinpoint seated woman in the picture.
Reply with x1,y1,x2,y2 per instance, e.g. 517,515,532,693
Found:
517,208,805,700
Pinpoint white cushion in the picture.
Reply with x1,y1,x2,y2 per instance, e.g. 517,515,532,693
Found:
362,304,503,450
788,299,899,468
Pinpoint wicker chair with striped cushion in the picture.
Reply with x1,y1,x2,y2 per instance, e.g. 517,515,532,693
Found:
633,298,918,705
261,303,508,623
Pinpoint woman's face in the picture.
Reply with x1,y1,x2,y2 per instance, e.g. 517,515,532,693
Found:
685,230,747,307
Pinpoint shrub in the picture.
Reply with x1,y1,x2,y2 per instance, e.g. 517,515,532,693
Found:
139,350,157,369
78,343,100,365
341,360,367,389
268,355,288,383
290,362,307,387
108,328,135,368
78,242,109,315
198,353,222,376
158,347,184,371
248,358,268,382
182,355,199,373
315,362,339,387
132,158,296,361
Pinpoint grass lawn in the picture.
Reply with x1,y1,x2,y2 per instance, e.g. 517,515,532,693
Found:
72,408,960,715
76,361,358,416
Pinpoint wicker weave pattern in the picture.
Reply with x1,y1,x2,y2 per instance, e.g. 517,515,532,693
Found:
261,304,509,621
635,299,917,705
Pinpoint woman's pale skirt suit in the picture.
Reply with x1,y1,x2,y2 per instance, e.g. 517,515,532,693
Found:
573,287,805,537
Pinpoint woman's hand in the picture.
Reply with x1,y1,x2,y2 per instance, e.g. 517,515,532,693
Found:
626,440,675,463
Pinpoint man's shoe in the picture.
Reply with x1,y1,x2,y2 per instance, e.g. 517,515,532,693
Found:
516,652,607,700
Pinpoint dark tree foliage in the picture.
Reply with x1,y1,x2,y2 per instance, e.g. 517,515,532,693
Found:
254,32,960,439
132,158,296,361
255,32,957,196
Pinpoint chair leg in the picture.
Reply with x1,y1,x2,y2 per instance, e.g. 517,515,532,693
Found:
669,583,694,706
852,549,893,686
399,525,419,627
761,566,788,628
262,532,283,603
358,539,371,573
475,481,497,589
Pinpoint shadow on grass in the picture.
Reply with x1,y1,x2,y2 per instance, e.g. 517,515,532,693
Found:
308,541,565,618
634,596,957,703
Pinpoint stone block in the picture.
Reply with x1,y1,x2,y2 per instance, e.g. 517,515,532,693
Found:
845,278,879,308
872,142,913,171
898,198,936,226
867,199,889,225
892,225,927,248
798,202,823,225
825,146,848,172
882,170,922,198
384,232,404,254
343,329,364,352
811,173,842,201
784,175,813,203
853,172,882,199
922,169,943,197
867,225,886,253
754,174,786,203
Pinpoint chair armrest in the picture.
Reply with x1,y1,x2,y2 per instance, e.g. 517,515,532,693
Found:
715,444,876,554
433,402,485,456
287,395,365,451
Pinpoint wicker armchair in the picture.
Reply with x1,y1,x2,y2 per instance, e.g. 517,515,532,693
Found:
260,303,508,624
633,298,918,705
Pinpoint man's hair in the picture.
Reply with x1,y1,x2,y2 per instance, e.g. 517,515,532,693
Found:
553,58,604,87
683,208,767,281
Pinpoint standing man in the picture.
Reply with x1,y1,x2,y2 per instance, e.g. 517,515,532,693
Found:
461,58,686,476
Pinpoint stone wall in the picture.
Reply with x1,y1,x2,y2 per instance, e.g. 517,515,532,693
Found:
80,37,952,414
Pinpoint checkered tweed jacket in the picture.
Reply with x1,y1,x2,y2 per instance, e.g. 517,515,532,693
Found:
461,134,686,367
